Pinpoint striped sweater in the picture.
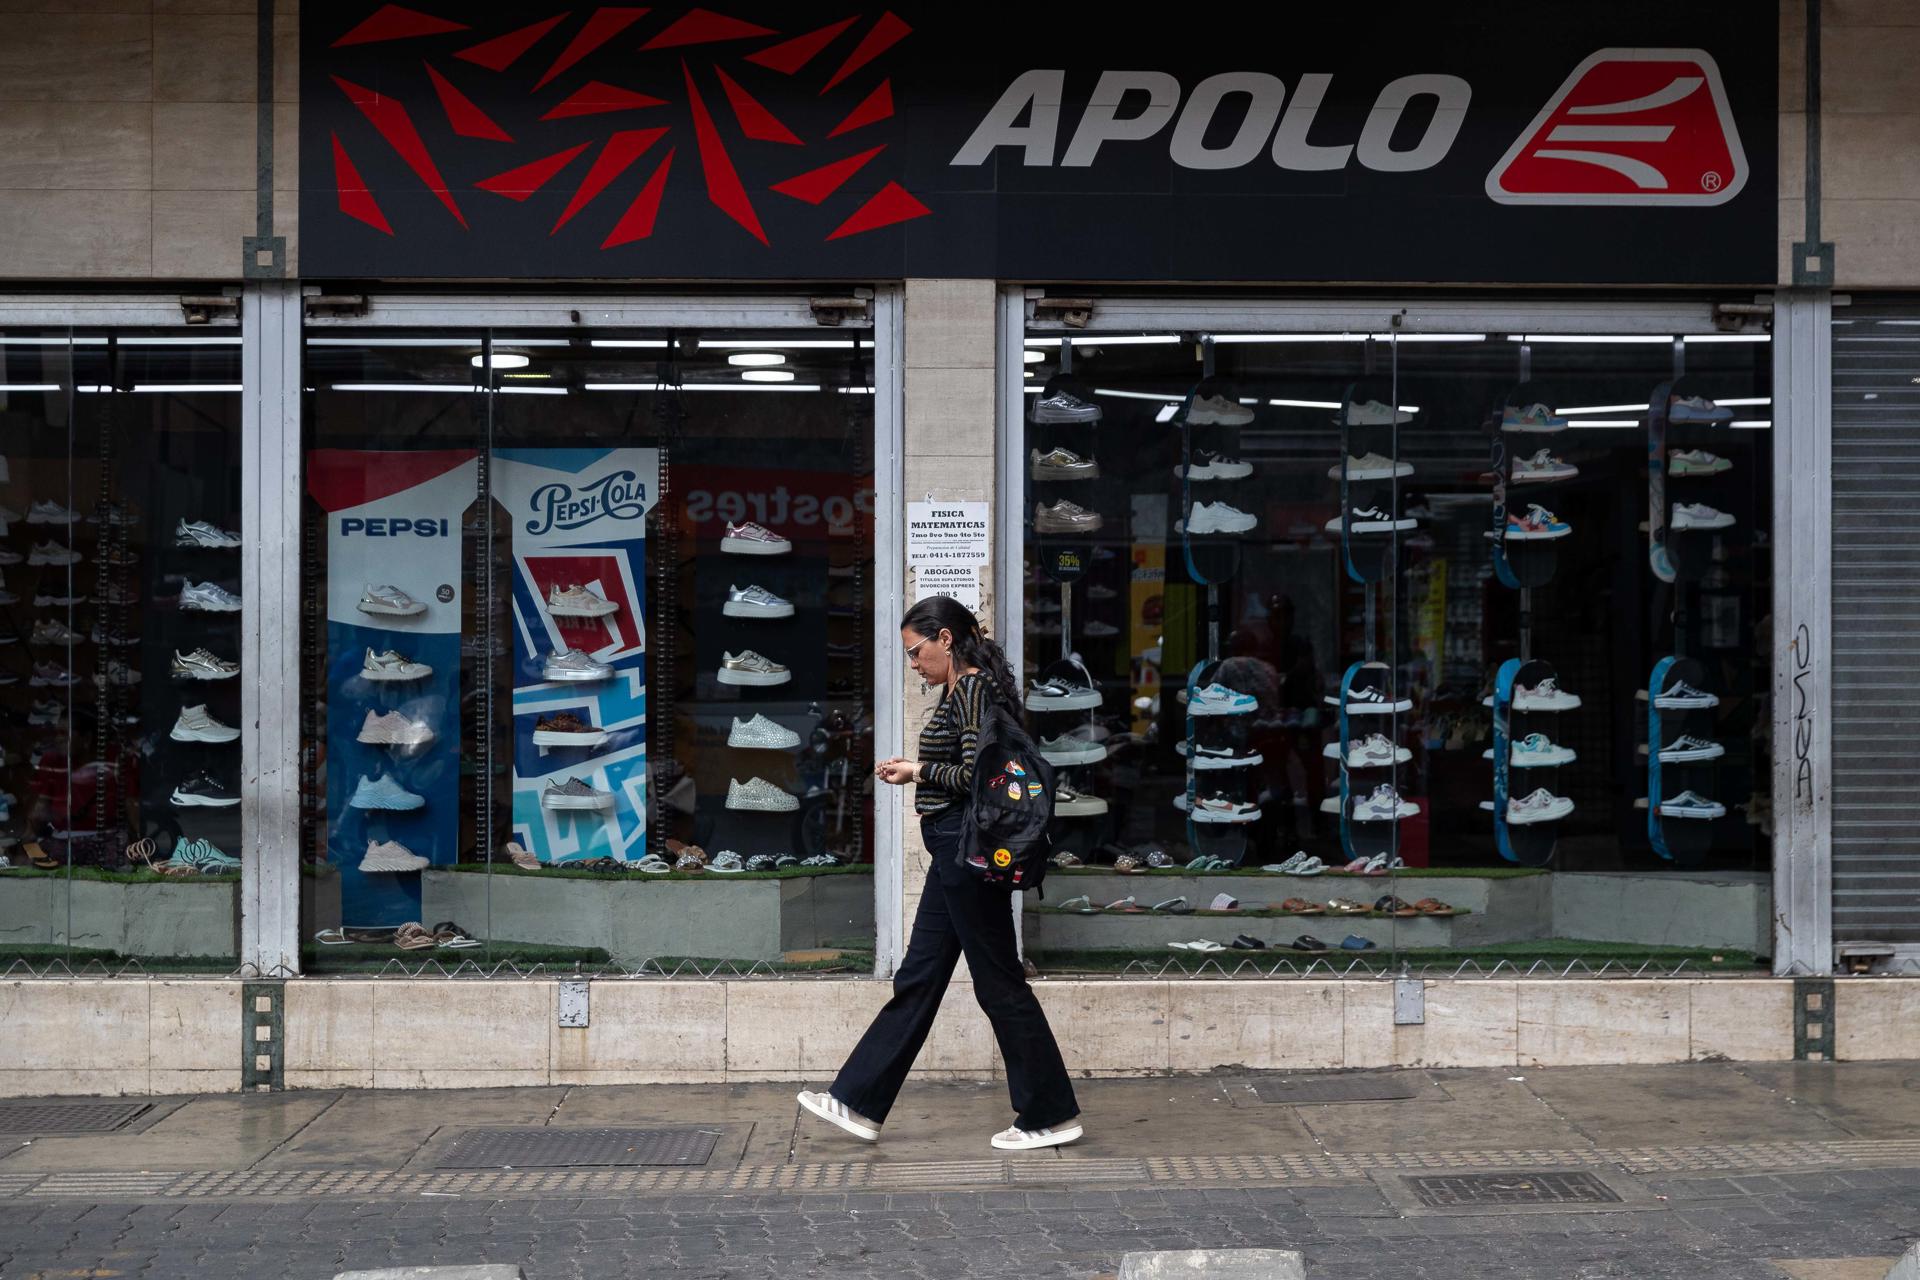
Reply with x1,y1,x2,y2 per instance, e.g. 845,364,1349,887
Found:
915,672,995,815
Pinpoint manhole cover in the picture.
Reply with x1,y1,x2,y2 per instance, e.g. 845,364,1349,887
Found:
1405,1171,1622,1208
0,1102,151,1134
1243,1074,1423,1105
435,1126,721,1170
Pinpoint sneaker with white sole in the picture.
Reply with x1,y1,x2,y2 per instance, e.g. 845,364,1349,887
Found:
171,772,239,808
357,709,435,748
356,583,424,617
723,583,794,618
1501,403,1568,432
1033,499,1103,535
175,518,241,548
360,839,428,873
171,704,240,744
531,711,607,748
349,773,426,811
1513,448,1578,481
542,776,614,810
1176,501,1257,536
728,713,800,749
1328,452,1415,481
1660,789,1726,819
1188,682,1256,716
1669,448,1732,476
1343,400,1412,426
29,619,79,646
1353,784,1418,822
718,649,790,687
990,1122,1083,1151
797,1090,881,1142
1323,505,1414,535
1025,675,1102,712
182,581,242,612
1653,679,1717,710
1175,448,1253,480
1030,446,1099,480
1186,392,1253,426
1659,734,1725,763
1054,783,1109,816
27,541,81,566
1031,389,1102,424
1671,502,1735,531
1509,787,1574,824
721,520,791,555
361,647,432,682
1038,729,1106,766
547,583,618,617
727,776,799,811
1668,395,1733,425
543,648,612,682
1512,678,1581,712
1509,732,1576,767
172,648,239,680
26,500,78,524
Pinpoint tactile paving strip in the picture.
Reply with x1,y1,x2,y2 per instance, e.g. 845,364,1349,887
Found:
9,1137,1920,1200
434,1127,722,1170
0,1102,150,1134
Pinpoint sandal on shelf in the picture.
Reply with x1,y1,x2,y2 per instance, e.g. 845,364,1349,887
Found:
1413,898,1459,916
1206,893,1240,912
345,926,396,944
393,922,437,951
431,920,482,949
1340,934,1379,951
666,839,707,864
505,840,542,871
1326,897,1370,915
1113,854,1143,874
1230,934,1268,950
314,928,350,945
1289,935,1330,953
1149,897,1193,915
125,838,157,867
24,842,60,870
1050,851,1084,868
1169,939,1226,953
1145,850,1177,870
708,851,745,873
1057,895,1096,915
674,853,706,872
1280,898,1325,915
1373,895,1419,918
1102,896,1142,913
636,855,672,875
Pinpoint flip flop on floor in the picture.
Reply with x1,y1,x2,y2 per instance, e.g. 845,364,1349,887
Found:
1289,935,1330,953
1373,895,1419,918
1057,895,1096,915
1207,893,1240,912
393,922,437,951
1169,939,1226,953
1326,898,1371,915
1150,897,1193,915
1103,896,1142,913
314,928,350,945
1280,898,1325,915
1230,934,1268,950
1413,898,1460,916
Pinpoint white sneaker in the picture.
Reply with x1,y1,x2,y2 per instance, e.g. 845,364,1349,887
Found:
357,709,435,747
548,583,618,617
1329,453,1415,481
1509,787,1574,824
1345,732,1407,767
797,1090,880,1142
990,1122,1083,1151
26,500,78,524
1186,392,1253,426
1513,678,1581,712
1176,501,1258,536
172,648,239,680
171,704,240,743
175,518,241,548
1353,784,1419,821
361,647,432,682
1509,732,1576,767
1038,729,1107,766
360,839,429,872
357,583,424,617
1343,400,1412,426
1659,735,1724,763
723,583,794,618
1669,448,1732,477
1654,679,1718,710
543,648,613,682
1175,448,1253,480
27,541,81,566
1660,789,1726,819
1672,502,1735,531
718,649,790,686
727,776,799,811
1188,683,1256,716
728,713,800,749
721,520,791,555
1513,449,1578,481
180,581,242,612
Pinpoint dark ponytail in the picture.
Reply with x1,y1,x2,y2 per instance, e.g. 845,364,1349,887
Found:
901,596,1022,718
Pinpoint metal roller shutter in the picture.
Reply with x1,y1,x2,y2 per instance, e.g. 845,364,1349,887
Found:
1831,298,1920,944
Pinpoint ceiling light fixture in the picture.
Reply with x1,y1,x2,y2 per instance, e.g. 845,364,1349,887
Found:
741,369,797,382
728,352,786,367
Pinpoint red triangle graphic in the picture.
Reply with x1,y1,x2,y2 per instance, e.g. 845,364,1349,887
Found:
478,143,592,200
454,13,570,71
603,147,675,248
744,16,856,74
828,79,892,137
642,7,774,50
333,4,468,48
822,11,910,93
330,133,393,234
308,448,480,513
552,128,668,232
333,75,467,227
825,180,929,240
425,64,512,141
770,145,883,205
714,66,800,144
536,7,650,89
541,80,669,120
683,61,767,244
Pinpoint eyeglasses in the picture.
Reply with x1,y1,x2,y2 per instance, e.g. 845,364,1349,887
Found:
905,634,935,659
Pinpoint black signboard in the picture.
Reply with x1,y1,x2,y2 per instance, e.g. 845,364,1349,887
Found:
300,2,1777,283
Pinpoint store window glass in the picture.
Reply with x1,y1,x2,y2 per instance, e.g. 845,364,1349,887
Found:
301,329,876,971
1019,321,1771,972
0,328,244,968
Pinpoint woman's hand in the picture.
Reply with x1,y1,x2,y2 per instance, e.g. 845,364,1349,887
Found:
875,758,920,785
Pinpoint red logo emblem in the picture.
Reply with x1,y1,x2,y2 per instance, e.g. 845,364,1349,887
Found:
1487,48,1746,207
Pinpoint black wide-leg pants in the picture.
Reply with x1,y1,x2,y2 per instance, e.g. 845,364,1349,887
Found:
831,808,1079,1132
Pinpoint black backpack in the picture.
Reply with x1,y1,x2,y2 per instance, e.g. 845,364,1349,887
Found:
956,701,1056,894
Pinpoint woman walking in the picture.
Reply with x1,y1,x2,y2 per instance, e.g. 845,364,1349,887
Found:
798,597,1082,1151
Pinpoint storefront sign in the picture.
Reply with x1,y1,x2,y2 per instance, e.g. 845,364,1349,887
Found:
906,500,990,568
914,564,981,613
302,2,1774,283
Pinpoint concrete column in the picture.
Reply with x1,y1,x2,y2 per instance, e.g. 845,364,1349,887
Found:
898,279,1000,931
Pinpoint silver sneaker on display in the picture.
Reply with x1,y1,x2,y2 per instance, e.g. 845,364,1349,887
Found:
357,709,435,748
718,649,790,686
726,776,799,811
171,704,240,744
720,520,791,555
356,583,423,617
543,649,613,682
360,647,432,682
175,518,241,548
181,581,242,612
1030,390,1102,424
542,776,614,810
728,713,801,749
723,583,794,618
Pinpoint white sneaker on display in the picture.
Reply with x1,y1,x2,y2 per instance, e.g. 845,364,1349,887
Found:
361,647,432,682
721,521,791,554
543,649,613,682
170,704,240,744
356,709,435,748
357,583,424,617
360,839,429,873
727,776,800,811
1176,501,1257,536
547,583,618,617
728,713,801,749
723,583,794,618
1186,393,1253,426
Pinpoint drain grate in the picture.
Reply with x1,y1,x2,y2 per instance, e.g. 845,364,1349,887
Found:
435,1126,721,1170
1242,1074,1424,1105
1405,1171,1622,1208
0,1102,151,1134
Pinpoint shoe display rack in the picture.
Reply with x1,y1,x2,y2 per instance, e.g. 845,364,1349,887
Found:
1173,345,1261,863
1640,369,1740,861
1320,380,1417,869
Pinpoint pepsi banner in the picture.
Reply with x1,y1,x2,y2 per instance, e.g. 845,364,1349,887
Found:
308,448,478,925
494,447,659,865
300,2,1775,283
